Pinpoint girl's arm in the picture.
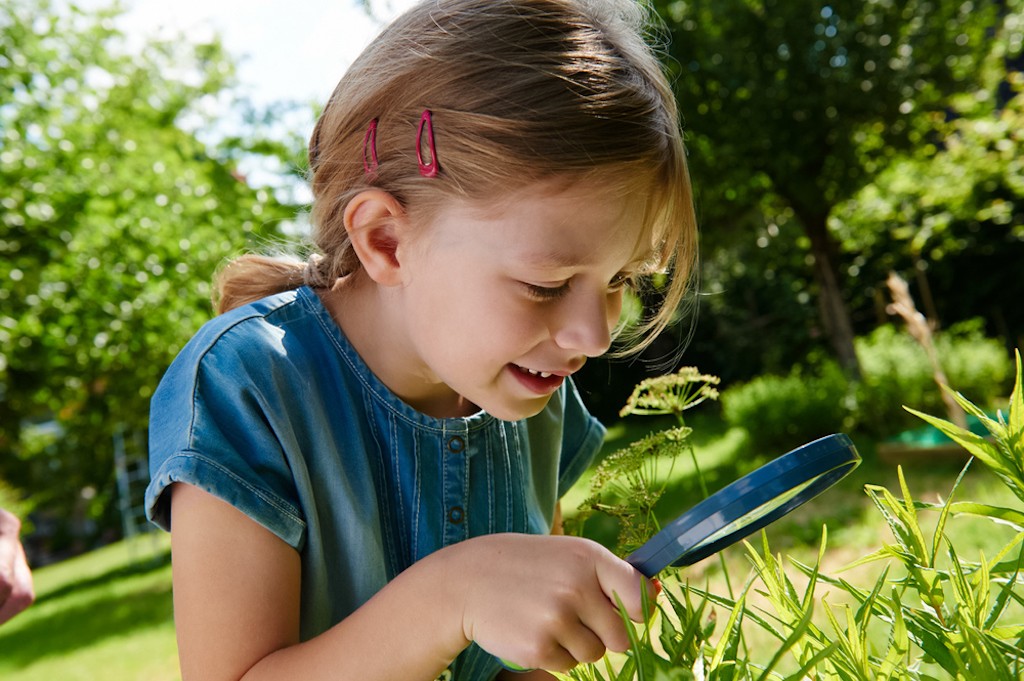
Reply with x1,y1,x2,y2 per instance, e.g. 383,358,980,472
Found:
171,484,653,681
170,482,466,680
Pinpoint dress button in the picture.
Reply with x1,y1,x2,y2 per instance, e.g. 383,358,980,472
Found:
447,435,465,453
447,506,465,524
434,670,453,681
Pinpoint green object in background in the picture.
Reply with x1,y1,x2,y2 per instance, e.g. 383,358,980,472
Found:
883,413,994,447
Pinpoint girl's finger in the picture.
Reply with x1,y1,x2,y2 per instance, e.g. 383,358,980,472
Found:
520,641,578,673
558,619,608,664
576,593,631,654
594,559,650,623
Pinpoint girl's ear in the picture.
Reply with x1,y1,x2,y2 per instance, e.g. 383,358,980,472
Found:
343,189,409,287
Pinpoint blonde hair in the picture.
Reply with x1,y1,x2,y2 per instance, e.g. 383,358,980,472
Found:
215,0,698,356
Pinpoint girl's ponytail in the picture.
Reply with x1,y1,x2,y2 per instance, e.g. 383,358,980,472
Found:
213,253,335,314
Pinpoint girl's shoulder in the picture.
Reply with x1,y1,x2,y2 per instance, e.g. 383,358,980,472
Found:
196,288,306,347
167,288,334,385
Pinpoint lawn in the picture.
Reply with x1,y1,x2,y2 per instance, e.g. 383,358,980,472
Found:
0,533,178,681
1,416,1017,680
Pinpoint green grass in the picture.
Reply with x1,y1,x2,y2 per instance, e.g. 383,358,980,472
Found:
4,415,1019,679
0,533,178,681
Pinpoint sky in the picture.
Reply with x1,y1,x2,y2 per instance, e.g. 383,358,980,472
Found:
106,0,419,108
82,0,421,195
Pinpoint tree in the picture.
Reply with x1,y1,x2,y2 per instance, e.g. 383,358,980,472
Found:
0,0,302,554
655,0,1005,376
832,75,1024,350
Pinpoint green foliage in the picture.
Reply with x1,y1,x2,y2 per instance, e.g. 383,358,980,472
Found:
567,356,1024,680
579,426,693,554
833,81,1024,267
720,361,849,451
660,0,1024,383
856,322,1013,436
720,322,1012,447
0,0,302,548
831,80,1024,353
906,350,1024,507
653,0,1016,378
659,0,997,217
579,368,722,553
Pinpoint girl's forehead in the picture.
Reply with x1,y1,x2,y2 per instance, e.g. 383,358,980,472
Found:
441,175,642,228
428,177,655,268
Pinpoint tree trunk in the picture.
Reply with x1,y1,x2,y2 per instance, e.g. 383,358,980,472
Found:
801,211,862,379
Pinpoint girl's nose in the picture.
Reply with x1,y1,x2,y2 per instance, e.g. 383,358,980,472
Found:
552,289,619,358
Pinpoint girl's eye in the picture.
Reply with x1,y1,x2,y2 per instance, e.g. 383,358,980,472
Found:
523,281,570,301
608,273,633,291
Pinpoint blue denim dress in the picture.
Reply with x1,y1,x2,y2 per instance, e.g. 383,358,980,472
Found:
145,286,605,680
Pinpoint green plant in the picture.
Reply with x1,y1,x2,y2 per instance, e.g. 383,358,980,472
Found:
720,360,849,451
577,368,719,554
855,322,1012,437
560,353,1024,680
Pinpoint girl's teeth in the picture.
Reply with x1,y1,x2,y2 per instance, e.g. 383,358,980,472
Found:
524,368,552,378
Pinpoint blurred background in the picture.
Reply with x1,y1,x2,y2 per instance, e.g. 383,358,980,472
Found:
1,0,1022,582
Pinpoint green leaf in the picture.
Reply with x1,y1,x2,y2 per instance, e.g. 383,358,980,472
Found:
989,624,1024,641
661,585,710,663
876,589,910,680
865,480,930,564
708,592,745,673
779,642,838,681
754,598,816,681
615,655,637,681
1007,349,1023,438
915,501,1024,531
945,387,1008,442
684,582,779,642
839,546,900,572
853,562,892,629
926,459,971,568
614,592,648,681
985,543,1024,629
904,407,1005,469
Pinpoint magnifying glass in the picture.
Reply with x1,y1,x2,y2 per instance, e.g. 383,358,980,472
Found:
626,432,860,577
500,433,860,672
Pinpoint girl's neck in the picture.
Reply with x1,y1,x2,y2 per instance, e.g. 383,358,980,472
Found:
316,276,479,419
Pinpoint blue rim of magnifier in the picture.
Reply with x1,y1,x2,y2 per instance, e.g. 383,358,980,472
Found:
626,433,860,578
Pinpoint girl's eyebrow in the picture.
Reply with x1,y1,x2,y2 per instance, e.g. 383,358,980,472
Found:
518,250,651,274
518,250,583,269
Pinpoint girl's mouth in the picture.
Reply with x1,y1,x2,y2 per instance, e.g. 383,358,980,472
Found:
510,364,566,394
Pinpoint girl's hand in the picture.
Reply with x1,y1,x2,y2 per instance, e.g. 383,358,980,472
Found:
451,533,656,672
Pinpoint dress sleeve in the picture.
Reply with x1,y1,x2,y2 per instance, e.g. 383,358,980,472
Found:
556,378,606,498
145,318,307,550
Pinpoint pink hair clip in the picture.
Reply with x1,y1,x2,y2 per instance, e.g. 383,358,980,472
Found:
416,110,439,178
362,118,379,176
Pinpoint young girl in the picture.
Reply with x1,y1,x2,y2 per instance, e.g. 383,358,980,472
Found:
145,0,697,679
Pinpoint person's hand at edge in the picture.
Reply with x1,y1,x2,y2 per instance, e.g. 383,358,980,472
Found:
0,507,35,625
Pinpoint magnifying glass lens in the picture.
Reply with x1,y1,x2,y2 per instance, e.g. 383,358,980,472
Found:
688,476,820,552
627,434,861,576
